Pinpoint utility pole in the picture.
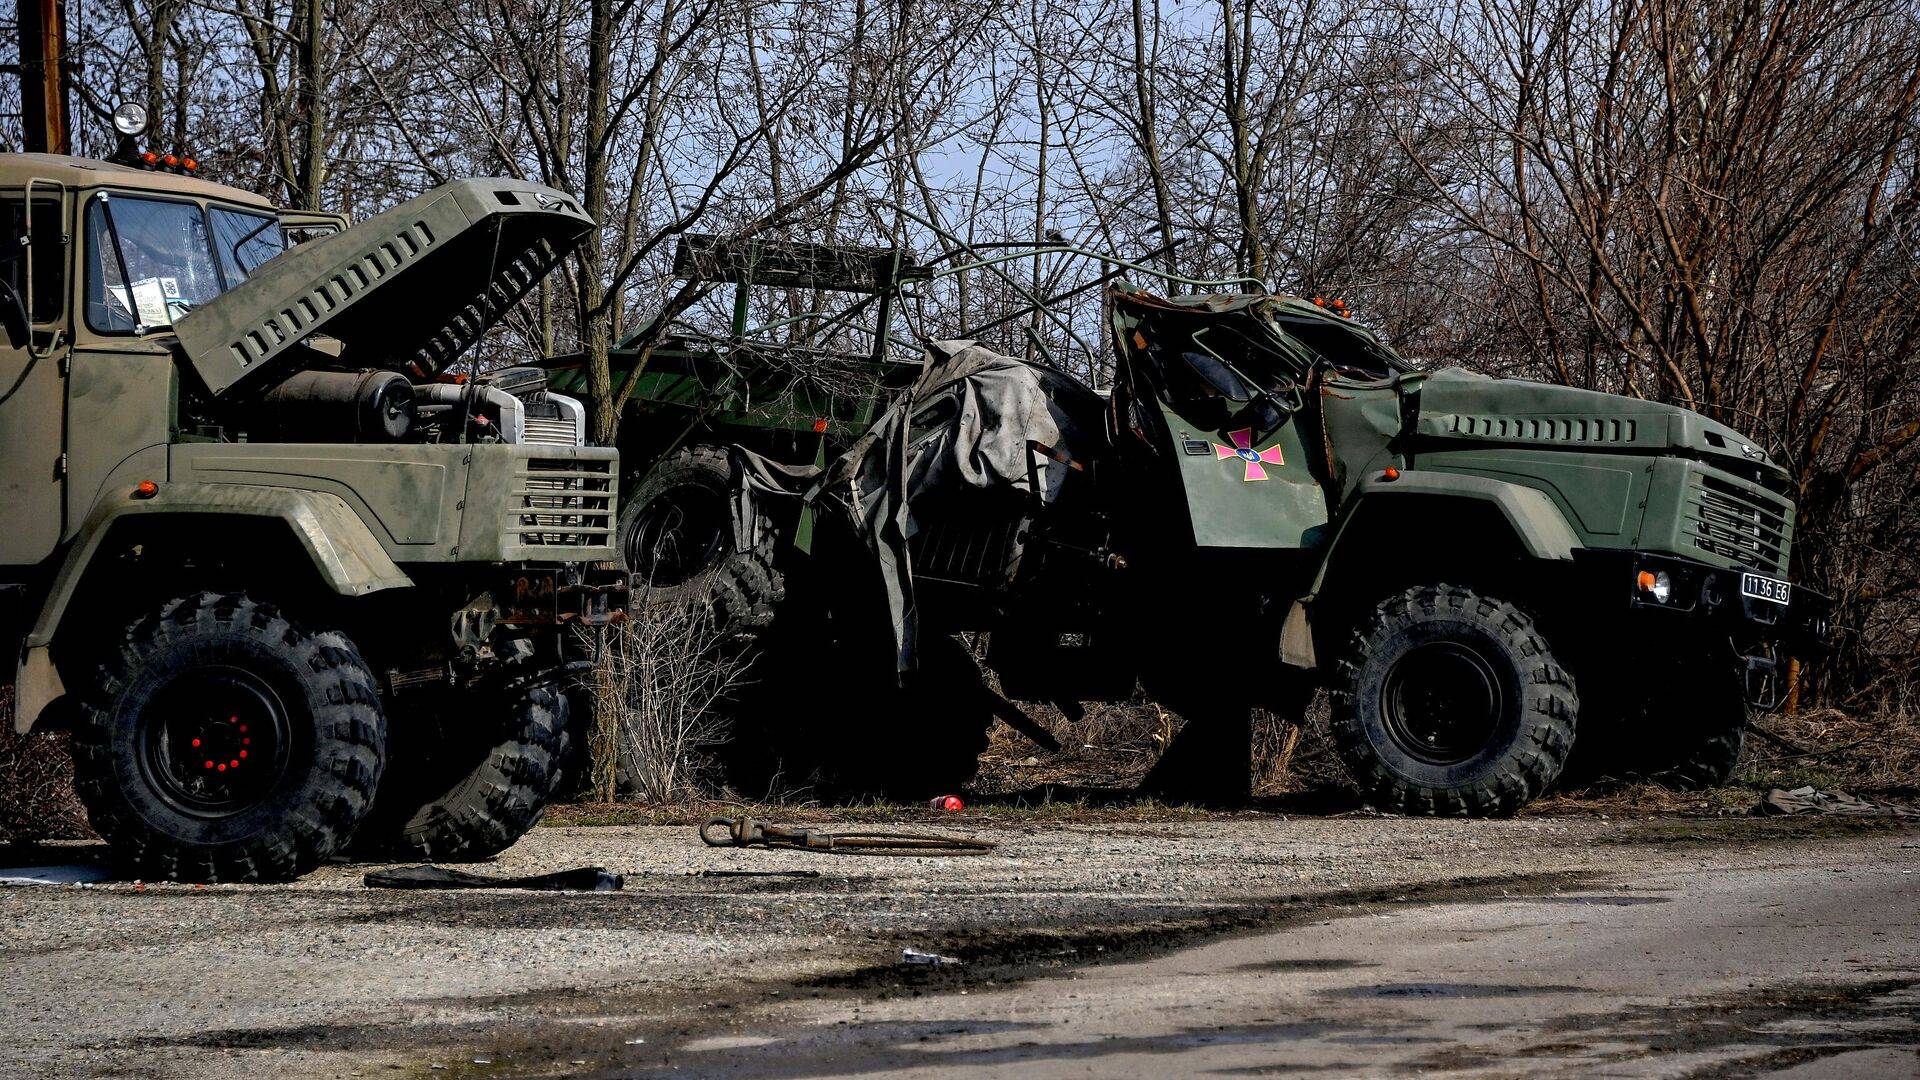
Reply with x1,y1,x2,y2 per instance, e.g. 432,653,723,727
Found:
17,0,70,154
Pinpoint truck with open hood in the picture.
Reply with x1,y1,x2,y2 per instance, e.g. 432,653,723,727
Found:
0,145,623,881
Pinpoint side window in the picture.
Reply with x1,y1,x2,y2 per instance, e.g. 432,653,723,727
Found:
1,197,67,323
209,206,286,286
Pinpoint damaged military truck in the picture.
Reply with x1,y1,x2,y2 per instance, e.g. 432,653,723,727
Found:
728,285,1828,814
1,151,623,881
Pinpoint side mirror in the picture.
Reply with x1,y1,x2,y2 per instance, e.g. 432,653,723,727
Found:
0,279,29,350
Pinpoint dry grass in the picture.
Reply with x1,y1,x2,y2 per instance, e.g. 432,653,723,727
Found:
0,688,91,844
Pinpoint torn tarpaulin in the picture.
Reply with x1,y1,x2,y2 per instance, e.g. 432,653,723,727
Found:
731,339,1105,670
364,865,624,890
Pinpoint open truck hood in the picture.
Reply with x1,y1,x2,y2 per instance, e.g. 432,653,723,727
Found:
172,178,593,399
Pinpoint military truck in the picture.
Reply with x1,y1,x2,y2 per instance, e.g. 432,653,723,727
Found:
727,282,1829,813
538,235,917,608
0,134,622,880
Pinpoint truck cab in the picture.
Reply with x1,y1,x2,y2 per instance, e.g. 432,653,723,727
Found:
0,146,621,881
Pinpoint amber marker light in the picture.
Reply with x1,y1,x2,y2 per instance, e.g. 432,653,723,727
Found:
133,480,159,498
1381,467,1400,481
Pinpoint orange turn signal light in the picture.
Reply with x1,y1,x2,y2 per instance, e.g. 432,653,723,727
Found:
812,418,829,434
1635,570,1657,592
1381,467,1400,481
133,480,159,499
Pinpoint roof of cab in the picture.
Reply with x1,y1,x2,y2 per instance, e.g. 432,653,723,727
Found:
0,153,274,208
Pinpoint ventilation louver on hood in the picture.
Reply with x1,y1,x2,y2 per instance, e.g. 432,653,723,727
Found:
172,178,593,399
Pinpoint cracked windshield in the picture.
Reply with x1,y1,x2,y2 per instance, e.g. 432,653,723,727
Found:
85,195,282,331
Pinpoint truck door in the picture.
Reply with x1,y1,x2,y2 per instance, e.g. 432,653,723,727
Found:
0,184,71,568
1109,292,1330,551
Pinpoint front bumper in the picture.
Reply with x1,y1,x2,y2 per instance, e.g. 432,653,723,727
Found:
1573,550,1829,710
1573,549,1827,652
501,566,632,627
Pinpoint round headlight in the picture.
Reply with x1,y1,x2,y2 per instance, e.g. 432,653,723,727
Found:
111,101,151,137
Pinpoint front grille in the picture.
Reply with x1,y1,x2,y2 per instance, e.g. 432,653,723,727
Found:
1689,473,1789,572
513,457,614,547
523,415,579,446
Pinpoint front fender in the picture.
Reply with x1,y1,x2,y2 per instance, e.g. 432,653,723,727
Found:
1279,473,1581,671
1318,472,1581,587
14,483,412,733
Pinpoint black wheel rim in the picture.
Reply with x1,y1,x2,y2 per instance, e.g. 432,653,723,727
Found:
139,667,295,818
1381,641,1505,765
626,483,729,587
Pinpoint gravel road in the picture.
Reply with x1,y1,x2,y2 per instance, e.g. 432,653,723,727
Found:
1,813,1914,1077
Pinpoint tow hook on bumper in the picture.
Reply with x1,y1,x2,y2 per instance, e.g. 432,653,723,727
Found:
1743,651,1782,711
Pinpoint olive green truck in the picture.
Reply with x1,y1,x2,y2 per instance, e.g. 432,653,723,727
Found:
716,284,1834,812
0,148,623,882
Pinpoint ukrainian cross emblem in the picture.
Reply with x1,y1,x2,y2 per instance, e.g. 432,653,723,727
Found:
1215,429,1285,481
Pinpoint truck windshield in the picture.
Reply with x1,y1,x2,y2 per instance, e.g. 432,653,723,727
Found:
84,194,284,334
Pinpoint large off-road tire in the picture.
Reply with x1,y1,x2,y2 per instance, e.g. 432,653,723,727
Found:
1565,647,1747,790
1331,585,1577,817
70,592,386,883
356,685,566,861
619,445,735,604
708,541,786,643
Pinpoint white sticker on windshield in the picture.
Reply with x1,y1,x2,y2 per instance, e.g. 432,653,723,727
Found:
127,278,171,326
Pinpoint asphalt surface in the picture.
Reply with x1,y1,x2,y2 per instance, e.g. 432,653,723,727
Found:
1,814,1914,1078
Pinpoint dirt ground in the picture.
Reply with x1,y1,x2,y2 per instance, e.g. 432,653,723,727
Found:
2,810,1915,1078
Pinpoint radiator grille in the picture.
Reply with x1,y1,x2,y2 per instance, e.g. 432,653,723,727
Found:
512,457,614,547
1689,473,1789,573
523,415,580,447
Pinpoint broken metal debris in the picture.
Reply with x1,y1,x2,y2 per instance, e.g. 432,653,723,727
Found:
901,947,961,966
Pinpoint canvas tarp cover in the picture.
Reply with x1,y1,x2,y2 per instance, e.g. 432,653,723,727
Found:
731,339,1100,668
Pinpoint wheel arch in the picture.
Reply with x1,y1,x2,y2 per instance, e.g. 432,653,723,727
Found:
15,487,412,733
1283,475,1581,671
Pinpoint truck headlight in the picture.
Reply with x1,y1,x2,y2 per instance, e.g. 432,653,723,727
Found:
1635,569,1672,603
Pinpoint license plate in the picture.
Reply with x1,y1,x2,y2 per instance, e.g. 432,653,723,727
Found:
1741,572,1791,605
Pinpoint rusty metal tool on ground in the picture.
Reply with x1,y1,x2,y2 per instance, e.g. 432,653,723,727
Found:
700,816,995,856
